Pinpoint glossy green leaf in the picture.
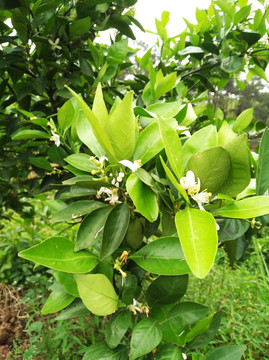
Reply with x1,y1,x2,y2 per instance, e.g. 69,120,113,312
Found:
221,56,243,73
65,153,99,172
234,5,251,24
182,125,218,170
83,343,128,360
146,275,188,307
51,200,106,222
155,72,177,99
60,186,96,200
233,108,253,132
29,157,53,171
70,16,91,36
213,196,269,219
100,203,130,260
205,345,246,360
218,219,249,241
41,288,75,315
76,110,105,157
218,123,250,196
129,318,162,360
11,129,50,140
156,344,184,360
186,146,231,194
256,128,269,195
56,298,90,320
130,236,191,275
105,311,132,348
107,38,128,64
105,91,136,160
62,176,111,188
179,46,204,56
185,314,214,343
126,173,158,222
76,274,118,316
158,117,182,180
133,122,164,164
175,208,218,278
187,310,222,349
147,101,182,118
179,103,197,127
52,270,79,297
75,206,113,251
58,98,76,133
66,86,116,163
153,302,208,346
18,237,98,273
124,217,144,250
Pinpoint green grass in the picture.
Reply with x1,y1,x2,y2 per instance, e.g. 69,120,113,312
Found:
186,237,269,359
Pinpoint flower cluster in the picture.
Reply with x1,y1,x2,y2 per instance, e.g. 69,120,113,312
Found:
180,171,212,210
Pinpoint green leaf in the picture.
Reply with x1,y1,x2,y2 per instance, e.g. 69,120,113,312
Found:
158,117,182,180
42,288,75,315
218,123,250,197
178,46,204,56
56,298,90,320
233,108,253,132
76,274,118,316
182,125,218,170
105,311,132,348
221,56,243,73
52,270,79,297
124,216,144,250
186,147,231,194
234,5,251,24
18,237,98,273
156,344,184,360
153,302,208,346
130,236,191,275
70,17,91,36
213,196,269,219
105,91,136,160
83,343,128,360
175,208,218,279
147,101,182,119
75,206,113,251
155,72,177,99
126,173,158,222
76,110,105,157
58,99,76,133
51,200,106,222
188,310,222,349
133,122,164,164
11,129,50,140
100,203,130,260
256,128,269,195
205,345,246,360
29,157,53,171
65,153,99,172
218,219,249,241
129,318,162,360
107,38,128,64
146,275,188,307
179,103,197,127
66,86,116,163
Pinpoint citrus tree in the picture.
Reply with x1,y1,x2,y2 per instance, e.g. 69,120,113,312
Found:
3,0,269,358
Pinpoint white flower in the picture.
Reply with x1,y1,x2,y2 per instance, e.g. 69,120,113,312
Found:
96,187,106,198
48,38,61,51
99,156,108,167
119,159,142,172
104,188,121,205
128,299,142,315
50,130,60,147
180,170,200,195
191,190,212,211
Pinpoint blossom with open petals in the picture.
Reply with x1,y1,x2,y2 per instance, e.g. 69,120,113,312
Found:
119,160,142,172
48,38,61,51
104,188,121,205
191,190,212,211
180,170,200,195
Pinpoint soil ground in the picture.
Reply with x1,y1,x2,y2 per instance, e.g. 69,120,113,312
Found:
0,283,27,360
